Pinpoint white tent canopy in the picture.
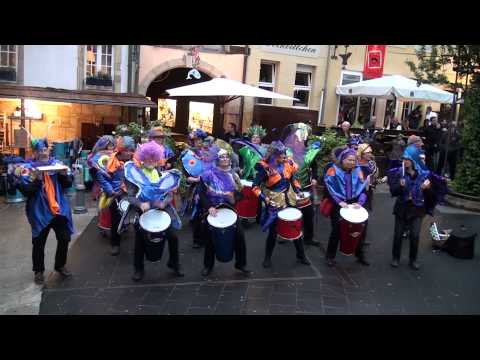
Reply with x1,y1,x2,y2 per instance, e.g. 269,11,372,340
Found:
166,77,297,101
336,75,454,103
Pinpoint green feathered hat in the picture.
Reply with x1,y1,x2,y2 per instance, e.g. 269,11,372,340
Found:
246,125,267,139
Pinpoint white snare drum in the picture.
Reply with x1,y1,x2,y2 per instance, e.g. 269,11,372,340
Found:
340,205,369,224
296,191,311,208
240,179,253,188
207,208,238,228
139,209,171,233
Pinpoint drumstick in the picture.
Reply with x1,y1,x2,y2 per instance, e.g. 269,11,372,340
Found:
402,161,405,178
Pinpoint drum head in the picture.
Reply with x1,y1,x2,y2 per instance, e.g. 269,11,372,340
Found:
340,205,369,224
139,209,171,233
240,179,253,187
119,199,129,213
297,191,311,199
278,207,302,221
207,208,238,228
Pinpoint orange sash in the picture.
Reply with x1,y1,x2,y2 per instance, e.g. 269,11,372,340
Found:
43,172,60,215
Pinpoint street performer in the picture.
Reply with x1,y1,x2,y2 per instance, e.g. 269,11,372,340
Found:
387,144,448,270
9,138,74,284
198,149,252,277
124,140,184,281
324,146,370,267
283,123,322,247
147,126,175,170
96,136,136,256
252,141,310,268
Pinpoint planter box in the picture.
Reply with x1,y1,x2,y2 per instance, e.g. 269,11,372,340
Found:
86,77,112,87
445,190,480,213
0,68,16,82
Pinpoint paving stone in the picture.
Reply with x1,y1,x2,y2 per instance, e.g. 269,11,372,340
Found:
324,306,349,315
214,302,243,315
162,301,189,315
296,300,324,314
135,305,164,315
269,305,297,315
190,294,219,308
269,293,297,306
322,296,348,308
187,307,214,315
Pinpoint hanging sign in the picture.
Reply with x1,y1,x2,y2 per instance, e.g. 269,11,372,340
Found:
363,45,387,79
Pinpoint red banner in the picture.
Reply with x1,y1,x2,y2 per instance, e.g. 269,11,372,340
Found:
363,45,386,79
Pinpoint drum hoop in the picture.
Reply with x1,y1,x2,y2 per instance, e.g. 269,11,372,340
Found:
278,207,302,221
207,208,238,228
139,209,171,233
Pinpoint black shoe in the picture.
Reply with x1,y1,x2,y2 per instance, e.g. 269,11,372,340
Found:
56,267,72,278
304,239,321,247
235,266,252,275
262,258,272,268
297,257,311,265
111,245,120,256
409,261,420,271
326,258,336,267
132,269,144,282
34,272,44,285
357,257,370,266
390,259,400,268
167,263,185,277
201,267,212,277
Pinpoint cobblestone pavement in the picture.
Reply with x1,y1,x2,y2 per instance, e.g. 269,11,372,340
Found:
0,195,96,315
36,186,480,315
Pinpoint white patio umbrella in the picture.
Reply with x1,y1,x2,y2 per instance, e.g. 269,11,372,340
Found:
336,75,454,103
166,77,298,101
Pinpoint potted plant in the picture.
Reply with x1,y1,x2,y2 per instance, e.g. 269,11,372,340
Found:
311,128,348,185
0,67,16,82
86,71,112,87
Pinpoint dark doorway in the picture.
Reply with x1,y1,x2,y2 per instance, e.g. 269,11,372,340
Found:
146,68,223,136
81,123,115,150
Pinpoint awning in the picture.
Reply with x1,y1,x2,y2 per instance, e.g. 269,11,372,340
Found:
0,84,156,108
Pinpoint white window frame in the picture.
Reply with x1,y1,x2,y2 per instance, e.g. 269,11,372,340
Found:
293,65,313,108
256,61,276,105
85,45,114,82
336,70,363,124
0,45,18,82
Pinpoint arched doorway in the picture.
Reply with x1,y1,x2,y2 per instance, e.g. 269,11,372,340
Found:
146,68,223,136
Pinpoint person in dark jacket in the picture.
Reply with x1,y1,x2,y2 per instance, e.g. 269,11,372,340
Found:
10,138,74,285
437,122,461,179
96,136,135,256
222,122,241,144
387,145,448,270
422,116,442,171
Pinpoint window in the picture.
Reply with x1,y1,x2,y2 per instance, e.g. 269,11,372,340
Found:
256,62,276,105
0,45,17,82
85,45,113,86
337,71,363,125
293,65,313,108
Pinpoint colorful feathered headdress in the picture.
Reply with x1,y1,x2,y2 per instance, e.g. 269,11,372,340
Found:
246,125,267,139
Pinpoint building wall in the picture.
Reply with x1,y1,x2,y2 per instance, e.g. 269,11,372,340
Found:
0,99,123,144
242,45,329,131
23,45,78,90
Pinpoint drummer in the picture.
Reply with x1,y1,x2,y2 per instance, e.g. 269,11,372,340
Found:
180,128,213,248
198,149,252,277
356,143,379,211
147,126,175,170
96,136,135,256
11,138,74,284
387,144,448,270
252,141,310,268
324,147,370,267
283,123,322,247
87,135,116,201
125,140,184,281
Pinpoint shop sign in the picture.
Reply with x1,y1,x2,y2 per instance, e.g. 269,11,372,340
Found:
363,45,387,79
261,45,324,58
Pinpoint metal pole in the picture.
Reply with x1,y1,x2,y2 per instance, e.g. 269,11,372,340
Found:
19,98,26,158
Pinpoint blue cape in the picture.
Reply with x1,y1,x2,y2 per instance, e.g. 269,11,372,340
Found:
325,164,368,203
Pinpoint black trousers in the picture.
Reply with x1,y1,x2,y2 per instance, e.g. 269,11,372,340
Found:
265,218,306,260
437,150,458,179
256,198,263,224
109,200,122,247
300,204,314,242
192,213,205,246
32,216,71,273
204,219,247,269
134,226,180,271
326,206,366,259
392,214,423,262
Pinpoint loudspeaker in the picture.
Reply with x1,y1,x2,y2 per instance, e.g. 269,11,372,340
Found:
445,226,476,259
